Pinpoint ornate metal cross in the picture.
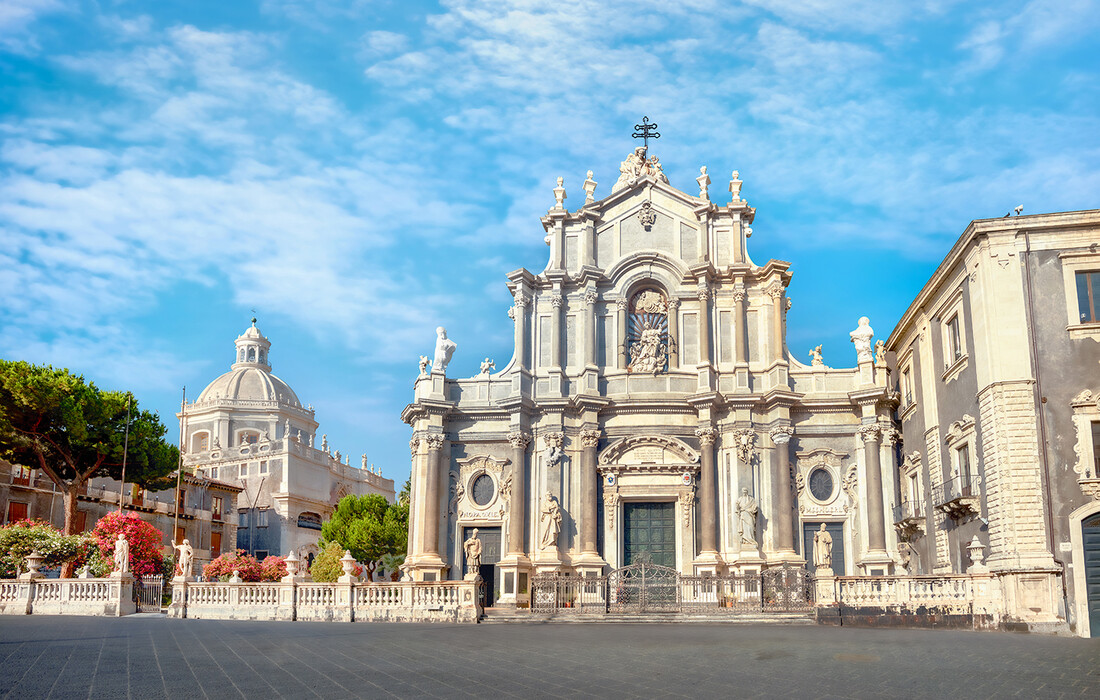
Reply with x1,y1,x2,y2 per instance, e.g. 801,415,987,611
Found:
632,116,660,147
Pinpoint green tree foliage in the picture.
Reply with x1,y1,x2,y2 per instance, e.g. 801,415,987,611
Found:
308,541,361,583
0,362,179,555
321,493,408,581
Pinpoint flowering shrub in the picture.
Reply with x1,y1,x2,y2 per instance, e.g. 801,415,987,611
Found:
203,550,287,582
90,511,165,579
0,519,93,578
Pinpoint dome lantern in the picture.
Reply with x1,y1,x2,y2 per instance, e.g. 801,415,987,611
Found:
232,317,273,371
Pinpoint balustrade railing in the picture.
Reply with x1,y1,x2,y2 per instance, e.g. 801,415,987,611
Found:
892,500,924,522
0,576,134,616
933,475,980,506
833,574,990,610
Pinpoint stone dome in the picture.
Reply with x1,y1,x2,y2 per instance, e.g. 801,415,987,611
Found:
195,320,302,407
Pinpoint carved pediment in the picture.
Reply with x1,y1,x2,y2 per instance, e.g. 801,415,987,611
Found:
599,435,700,466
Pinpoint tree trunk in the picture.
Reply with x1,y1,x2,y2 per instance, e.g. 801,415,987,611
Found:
59,478,84,578
365,561,376,582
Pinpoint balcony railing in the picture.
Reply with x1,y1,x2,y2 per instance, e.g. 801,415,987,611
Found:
892,500,924,523
933,475,981,519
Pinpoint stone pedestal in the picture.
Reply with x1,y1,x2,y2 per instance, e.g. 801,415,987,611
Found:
814,574,837,605
168,581,188,618
729,546,765,576
109,571,136,616
534,547,564,574
692,550,725,577
496,555,532,608
857,552,894,576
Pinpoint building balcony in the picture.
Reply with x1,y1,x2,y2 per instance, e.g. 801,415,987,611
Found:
892,500,925,540
933,476,981,521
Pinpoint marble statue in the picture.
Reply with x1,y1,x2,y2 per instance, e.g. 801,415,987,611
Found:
433,327,457,374
539,492,562,549
544,443,563,467
362,454,368,469
175,539,194,579
849,317,874,362
77,564,91,578
629,321,665,373
113,534,129,574
479,358,495,375
874,340,886,365
809,344,824,367
813,523,833,569
697,165,711,200
321,434,329,452
463,528,482,573
613,146,669,191
418,355,430,375
283,419,290,439
734,488,758,546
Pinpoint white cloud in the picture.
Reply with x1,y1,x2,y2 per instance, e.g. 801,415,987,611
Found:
0,0,66,53
957,0,1100,74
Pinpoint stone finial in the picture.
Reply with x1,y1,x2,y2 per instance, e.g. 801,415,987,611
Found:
230,570,242,583
729,170,742,201
583,170,597,204
340,550,358,582
553,177,566,210
697,165,711,201
967,536,988,573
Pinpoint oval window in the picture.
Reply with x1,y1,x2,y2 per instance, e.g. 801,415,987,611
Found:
471,474,495,506
808,468,834,501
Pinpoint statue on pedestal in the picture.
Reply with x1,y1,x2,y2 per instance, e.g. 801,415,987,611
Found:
433,327,457,374
734,488,758,547
463,529,482,578
813,523,833,570
174,539,194,580
850,317,874,362
539,492,562,550
113,534,129,575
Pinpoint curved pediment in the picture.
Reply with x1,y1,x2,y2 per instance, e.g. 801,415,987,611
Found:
598,434,700,465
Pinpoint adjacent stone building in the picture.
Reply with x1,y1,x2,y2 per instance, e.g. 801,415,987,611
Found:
403,148,903,605
885,209,1100,636
180,321,395,564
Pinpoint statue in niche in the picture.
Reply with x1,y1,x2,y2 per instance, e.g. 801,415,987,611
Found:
613,145,669,191
809,345,824,367
463,529,482,575
418,355,430,376
813,523,833,570
628,289,669,374
849,316,875,362
539,492,562,550
629,322,665,373
174,539,194,579
433,327,457,374
113,534,130,574
734,488,758,546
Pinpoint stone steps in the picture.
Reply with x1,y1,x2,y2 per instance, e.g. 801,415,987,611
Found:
479,609,816,625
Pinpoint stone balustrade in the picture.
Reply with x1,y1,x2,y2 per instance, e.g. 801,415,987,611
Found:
169,579,481,624
0,576,135,616
815,573,1001,626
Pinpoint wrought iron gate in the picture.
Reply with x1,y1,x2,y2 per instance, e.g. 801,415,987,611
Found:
530,564,813,615
134,575,164,612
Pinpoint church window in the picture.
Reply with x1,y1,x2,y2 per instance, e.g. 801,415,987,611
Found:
191,432,209,453
471,474,495,506
946,314,962,364
247,347,256,362
239,463,248,478
808,467,834,502
209,466,219,480
259,460,268,475
628,289,670,373
258,349,267,364
12,465,31,486
239,510,249,528
239,431,260,445
257,509,269,528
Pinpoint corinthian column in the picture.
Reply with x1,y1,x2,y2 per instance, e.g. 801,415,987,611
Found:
549,293,564,369
583,289,597,367
579,430,602,555
507,431,531,556
770,426,795,555
667,298,680,369
423,434,445,556
695,427,719,554
860,425,888,555
766,282,786,364
616,298,628,370
513,293,529,371
697,288,712,366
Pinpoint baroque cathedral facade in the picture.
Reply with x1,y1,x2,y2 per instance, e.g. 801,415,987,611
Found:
403,147,901,605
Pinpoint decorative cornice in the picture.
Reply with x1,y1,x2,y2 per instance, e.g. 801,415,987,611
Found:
507,431,531,449
599,434,701,465
944,414,976,446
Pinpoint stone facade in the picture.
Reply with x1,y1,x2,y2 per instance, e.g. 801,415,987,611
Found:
402,148,899,604
885,209,1100,636
180,321,395,565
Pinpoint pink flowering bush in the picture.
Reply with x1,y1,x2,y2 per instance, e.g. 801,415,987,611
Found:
90,511,165,579
203,550,287,582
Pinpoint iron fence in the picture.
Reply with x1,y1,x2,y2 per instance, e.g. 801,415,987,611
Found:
134,575,164,612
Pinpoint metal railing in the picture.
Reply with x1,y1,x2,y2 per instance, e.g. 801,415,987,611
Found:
932,475,979,506
892,500,924,522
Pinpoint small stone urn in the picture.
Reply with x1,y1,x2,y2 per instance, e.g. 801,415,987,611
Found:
21,550,45,580
229,570,242,583
339,550,358,583
966,536,989,573
282,551,300,583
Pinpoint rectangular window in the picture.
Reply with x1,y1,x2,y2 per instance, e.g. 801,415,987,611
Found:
1077,270,1100,324
239,510,249,529
239,463,248,478
209,466,219,480
947,315,962,364
212,496,223,520
259,460,268,475
257,508,269,528
956,445,972,488
901,367,913,406
6,501,28,524
11,465,31,486
255,550,269,561
177,488,186,510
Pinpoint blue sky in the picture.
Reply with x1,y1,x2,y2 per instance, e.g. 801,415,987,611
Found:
2,0,1099,484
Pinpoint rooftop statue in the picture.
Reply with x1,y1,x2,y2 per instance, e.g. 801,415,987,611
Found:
613,146,669,192
433,326,457,374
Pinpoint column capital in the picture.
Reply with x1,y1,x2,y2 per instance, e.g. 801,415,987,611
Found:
765,282,785,300
508,431,531,449
732,290,747,303
859,424,882,443
409,438,420,456
696,288,711,302
584,289,598,306
580,429,602,448
881,426,902,447
667,297,680,310
425,434,445,451
770,426,794,444
695,427,718,446
549,294,564,309
616,298,629,311
543,431,565,449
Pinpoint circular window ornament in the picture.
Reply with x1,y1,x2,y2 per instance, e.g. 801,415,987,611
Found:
808,467,834,502
471,474,495,506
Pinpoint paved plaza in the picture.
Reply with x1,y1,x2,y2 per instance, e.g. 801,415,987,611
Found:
1,616,1099,699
